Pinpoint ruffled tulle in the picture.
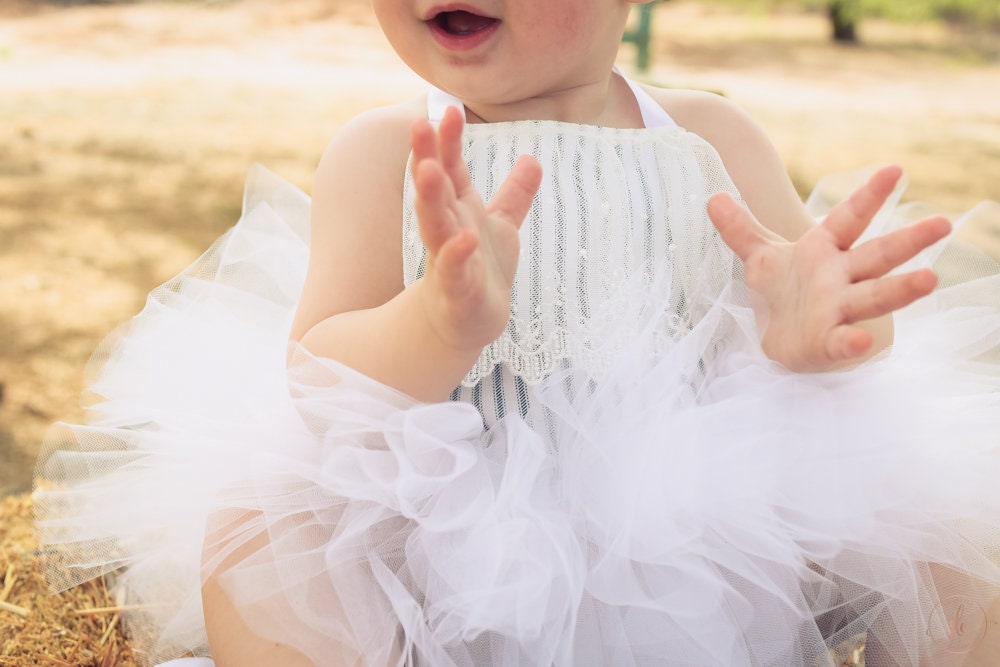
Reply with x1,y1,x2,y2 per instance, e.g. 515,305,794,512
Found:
35,165,1000,666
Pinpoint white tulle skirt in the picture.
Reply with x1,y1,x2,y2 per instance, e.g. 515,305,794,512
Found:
35,166,1000,666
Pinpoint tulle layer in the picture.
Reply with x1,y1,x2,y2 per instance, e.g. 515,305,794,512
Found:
35,166,1000,666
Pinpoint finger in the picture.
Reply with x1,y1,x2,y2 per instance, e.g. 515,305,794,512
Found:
437,106,474,195
410,119,438,181
413,158,460,254
841,269,938,323
849,215,951,281
486,155,543,231
822,165,903,250
825,325,874,363
706,192,777,262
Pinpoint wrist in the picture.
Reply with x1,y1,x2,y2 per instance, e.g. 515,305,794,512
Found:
410,276,506,356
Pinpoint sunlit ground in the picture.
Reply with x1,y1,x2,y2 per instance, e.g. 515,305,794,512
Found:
1,0,998,496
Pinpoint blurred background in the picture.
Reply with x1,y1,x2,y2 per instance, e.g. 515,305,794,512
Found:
1,0,998,499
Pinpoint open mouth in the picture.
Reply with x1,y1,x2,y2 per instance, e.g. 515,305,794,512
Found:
429,10,499,38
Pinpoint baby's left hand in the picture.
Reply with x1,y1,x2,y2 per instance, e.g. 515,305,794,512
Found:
707,166,952,372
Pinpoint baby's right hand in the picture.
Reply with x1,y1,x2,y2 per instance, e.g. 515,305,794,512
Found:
410,106,542,353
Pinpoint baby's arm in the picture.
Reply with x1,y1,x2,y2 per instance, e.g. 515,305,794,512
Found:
653,88,950,371
291,103,541,401
204,103,541,667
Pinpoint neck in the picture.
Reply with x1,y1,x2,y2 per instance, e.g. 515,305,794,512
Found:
461,71,644,129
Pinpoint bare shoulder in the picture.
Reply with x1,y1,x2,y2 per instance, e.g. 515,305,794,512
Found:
309,98,424,238
642,86,771,167
313,97,425,198
640,85,813,241
291,97,427,341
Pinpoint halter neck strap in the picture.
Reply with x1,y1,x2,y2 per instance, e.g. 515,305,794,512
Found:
426,71,677,129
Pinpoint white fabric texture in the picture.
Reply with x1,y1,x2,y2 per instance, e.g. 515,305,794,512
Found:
34,109,1000,667
156,659,215,667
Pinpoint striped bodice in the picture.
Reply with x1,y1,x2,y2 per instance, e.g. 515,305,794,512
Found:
402,97,742,432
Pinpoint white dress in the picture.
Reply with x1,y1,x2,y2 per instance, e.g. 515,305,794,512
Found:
35,78,1000,667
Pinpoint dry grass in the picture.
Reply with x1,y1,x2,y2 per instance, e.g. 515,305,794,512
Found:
0,494,138,667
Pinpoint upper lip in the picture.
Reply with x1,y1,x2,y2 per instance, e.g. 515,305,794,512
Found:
421,3,497,22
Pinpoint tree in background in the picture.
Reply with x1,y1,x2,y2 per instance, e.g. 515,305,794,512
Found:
828,0,862,42
716,0,999,44
833,0,999,42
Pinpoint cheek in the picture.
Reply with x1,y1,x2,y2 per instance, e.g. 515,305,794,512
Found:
372,2,407,44
519,7,587,58
372,6,419,64
550,6,582,34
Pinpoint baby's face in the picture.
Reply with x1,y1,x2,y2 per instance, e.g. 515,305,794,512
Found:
373,0,642,109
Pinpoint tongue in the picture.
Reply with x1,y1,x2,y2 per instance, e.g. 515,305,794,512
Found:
443,10,495,35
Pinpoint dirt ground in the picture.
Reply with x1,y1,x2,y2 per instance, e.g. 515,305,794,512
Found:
1,0,999,497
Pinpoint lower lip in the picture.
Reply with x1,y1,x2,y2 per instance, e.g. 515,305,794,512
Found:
427,19,500,52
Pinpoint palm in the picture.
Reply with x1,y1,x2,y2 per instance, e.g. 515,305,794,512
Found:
410,106,542,351
708,166,952,372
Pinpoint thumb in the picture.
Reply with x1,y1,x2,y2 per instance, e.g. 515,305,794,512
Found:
706,192,772,262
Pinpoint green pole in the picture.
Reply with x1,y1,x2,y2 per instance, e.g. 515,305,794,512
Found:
622,3,656,72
